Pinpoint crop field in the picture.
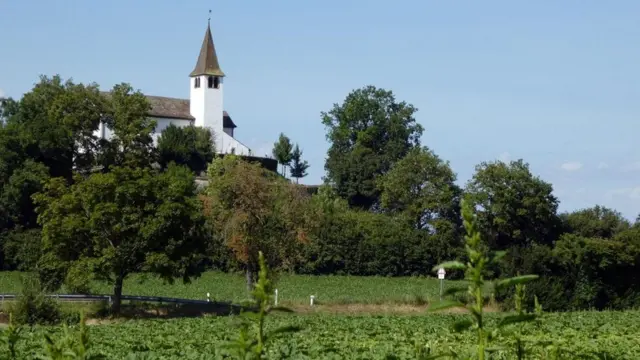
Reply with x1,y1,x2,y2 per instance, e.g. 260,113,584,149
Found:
3,311,640,359
0,271,460,305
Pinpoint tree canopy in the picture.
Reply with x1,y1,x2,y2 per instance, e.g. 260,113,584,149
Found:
289,144,309,183
464,159,561,249
34,164,208,313
202,155,313,288
322,85,423,209
157,124,215,175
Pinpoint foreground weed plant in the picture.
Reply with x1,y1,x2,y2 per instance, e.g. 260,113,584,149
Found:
427,199,540,360
224,251,302,359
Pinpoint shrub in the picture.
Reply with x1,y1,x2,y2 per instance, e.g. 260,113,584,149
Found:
8,275,62,326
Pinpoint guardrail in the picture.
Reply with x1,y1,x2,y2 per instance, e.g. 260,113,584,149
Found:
0,294,228,306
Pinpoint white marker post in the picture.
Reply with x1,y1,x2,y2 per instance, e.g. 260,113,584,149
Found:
274,289,278,306
438,268,446,301
207,292,211,303
310,295,315,306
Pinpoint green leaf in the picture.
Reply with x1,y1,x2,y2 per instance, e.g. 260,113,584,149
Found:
427,300,465,312
496,275,539,290
432,261,466,272
498,314,537,328
452,319,474,333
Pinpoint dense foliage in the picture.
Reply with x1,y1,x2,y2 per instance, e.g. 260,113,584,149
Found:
1,76,639,314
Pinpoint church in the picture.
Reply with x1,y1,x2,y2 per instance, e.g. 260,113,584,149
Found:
96,21,252,156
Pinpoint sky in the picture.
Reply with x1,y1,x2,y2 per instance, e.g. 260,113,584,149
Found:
1,0,639,219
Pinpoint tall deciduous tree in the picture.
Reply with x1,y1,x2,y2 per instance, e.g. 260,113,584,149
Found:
465,159,561,249
1,75,106,180
289,144,309,183
34,164,208,314
203,155,312,290
271,133,293,177
157,124,215,175
99,83,155,170
322,85,423,210
378,146,461,232
560,205,631,239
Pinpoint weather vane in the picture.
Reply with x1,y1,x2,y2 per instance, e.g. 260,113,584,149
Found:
208,9,211,24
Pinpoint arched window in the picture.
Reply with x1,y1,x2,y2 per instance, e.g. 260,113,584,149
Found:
213,77,220,89
208,76,214,88
194,77,201,88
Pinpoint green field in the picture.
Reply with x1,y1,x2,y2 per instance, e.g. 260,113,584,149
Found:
4,311,640,359
0,271,458,305
3,272,639,358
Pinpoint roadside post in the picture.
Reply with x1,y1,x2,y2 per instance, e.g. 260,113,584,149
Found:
438,268,446,301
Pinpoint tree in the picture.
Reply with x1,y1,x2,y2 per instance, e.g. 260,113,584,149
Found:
271,133,293,177
289,144,309,183
378,146,461,231
560,205,631,239
33,164,208,314
157,124,215,175
99,83,155,170
202,155,312,290
1,75,106,180
322,85,423,210
464,159,561,249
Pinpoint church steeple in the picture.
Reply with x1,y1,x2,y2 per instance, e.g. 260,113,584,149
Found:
190,15,225,77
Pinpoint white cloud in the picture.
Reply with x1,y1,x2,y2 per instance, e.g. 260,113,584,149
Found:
621,162,640,172
497,152,511,163
597,162,609,169
560,161,583,171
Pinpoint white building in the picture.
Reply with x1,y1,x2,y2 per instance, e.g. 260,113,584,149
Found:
97,21,251,156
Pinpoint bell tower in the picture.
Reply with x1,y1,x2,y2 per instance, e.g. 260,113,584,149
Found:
189,13,225,149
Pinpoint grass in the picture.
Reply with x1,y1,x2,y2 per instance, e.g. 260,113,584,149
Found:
0,271,460,306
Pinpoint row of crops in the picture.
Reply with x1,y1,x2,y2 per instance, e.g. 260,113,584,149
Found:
4,311,640,359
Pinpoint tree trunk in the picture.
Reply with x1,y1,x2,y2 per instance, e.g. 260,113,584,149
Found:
246,267,254,292
112,272,124,315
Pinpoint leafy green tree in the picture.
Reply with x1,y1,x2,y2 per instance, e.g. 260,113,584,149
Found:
553,233,640,309
271,133,293,177
378,146,461,231
560,205,631,239
464,159,561,249
98,83,155,170
289,144,309,183
203,155,312,290
322,85,423,210
34,164,208,314
157,124,215,175
1,160,50,229
3,75,106,180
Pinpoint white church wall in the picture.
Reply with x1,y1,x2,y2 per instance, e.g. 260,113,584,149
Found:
219,132,251,156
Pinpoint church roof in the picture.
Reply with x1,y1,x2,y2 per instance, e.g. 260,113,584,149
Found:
100,92,236,128
146,95,236,128
189,23,225,77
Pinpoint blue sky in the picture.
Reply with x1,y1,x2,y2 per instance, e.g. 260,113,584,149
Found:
1,0,638,219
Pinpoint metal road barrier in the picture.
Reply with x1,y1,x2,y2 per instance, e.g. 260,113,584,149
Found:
0,294,230,306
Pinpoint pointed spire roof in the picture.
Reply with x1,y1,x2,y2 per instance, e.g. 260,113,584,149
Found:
190,21,225,77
